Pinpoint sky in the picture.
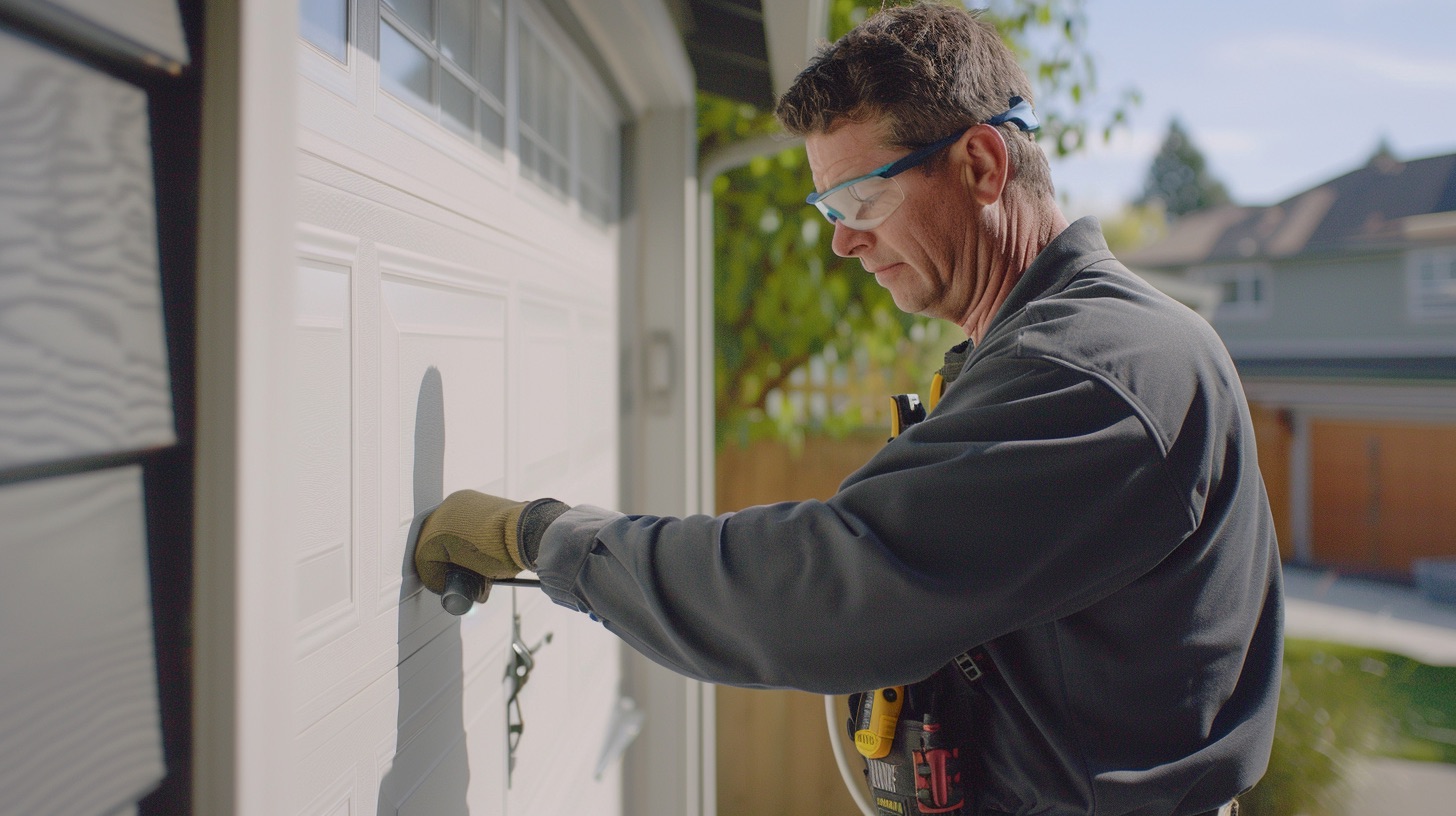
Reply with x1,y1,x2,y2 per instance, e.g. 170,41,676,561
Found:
1030,0,1456,219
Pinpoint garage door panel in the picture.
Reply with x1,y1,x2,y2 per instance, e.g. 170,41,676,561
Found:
293,254,356,631
380,273,508,613
571,309,617,491
517,299,574,497
390,676,512,816
292,2,625,811
383,628,512,816
1311,419,1456,574
503,592,624,812
297,614,514,816
298,766,357,816
294,665,392,814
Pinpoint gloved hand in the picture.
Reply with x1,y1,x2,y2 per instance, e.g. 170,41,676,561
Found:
413,489,567,600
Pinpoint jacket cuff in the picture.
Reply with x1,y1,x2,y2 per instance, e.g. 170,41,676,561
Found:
535,504,623,613
516,498,570,570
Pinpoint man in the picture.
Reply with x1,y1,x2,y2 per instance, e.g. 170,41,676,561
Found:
414,3,1282,814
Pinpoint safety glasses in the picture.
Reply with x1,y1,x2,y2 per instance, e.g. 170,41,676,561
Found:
805,97,1040,231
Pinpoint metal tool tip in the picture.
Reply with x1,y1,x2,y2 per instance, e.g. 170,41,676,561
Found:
442,591,474,616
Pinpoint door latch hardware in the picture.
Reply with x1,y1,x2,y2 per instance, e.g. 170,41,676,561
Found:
505,606,552,784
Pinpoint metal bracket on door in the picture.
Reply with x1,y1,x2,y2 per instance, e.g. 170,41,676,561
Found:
505,597,552,785
594,697,646,779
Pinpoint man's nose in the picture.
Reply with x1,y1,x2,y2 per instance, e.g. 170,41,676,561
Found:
830,220,871,258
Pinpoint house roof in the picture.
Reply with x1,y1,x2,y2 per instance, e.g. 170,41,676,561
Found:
673,0,826,110
676,0,774,107
1126,150,1456,270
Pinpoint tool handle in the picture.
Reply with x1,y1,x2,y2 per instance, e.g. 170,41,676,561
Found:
442,565,484,615
441,569,544,615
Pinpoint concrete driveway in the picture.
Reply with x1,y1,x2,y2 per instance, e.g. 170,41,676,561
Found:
1283,564,1456,666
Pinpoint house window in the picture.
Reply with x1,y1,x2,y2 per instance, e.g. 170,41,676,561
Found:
1193,264,1272,321
379,0,507,152
1407,247,1456,322
301,0,350,63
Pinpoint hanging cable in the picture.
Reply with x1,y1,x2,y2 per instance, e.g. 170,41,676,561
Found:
824,694,876,816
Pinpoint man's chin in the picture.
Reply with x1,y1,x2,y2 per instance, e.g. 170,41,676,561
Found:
885,289,926,316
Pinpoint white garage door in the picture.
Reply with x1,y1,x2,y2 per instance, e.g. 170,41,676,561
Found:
291,2,623,813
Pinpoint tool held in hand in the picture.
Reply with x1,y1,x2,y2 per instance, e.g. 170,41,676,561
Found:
441,565,484,616
438,567,543,615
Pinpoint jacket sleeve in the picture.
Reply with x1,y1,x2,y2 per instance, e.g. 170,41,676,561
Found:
536,355,1198,694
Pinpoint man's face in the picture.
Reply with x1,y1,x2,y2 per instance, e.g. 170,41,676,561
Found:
805,119,982,323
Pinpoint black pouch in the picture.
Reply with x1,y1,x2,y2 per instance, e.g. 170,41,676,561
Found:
849,667,971,816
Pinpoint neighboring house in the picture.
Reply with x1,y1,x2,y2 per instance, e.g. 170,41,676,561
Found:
0,1,823,814
1126,148,1456,581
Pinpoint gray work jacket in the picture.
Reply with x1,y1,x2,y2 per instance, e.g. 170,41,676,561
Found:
537,217,1283,816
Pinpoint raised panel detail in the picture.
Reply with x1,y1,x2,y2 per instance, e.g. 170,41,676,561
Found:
0,31,175,472
379,269,507,608
0,466,163,815
518,299,573,497
571,308,616,504
294,256,354,628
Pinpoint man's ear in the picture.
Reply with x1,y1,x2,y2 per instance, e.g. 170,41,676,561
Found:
957,124,1010,206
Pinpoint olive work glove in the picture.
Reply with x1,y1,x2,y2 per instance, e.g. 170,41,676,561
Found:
413,490,569,601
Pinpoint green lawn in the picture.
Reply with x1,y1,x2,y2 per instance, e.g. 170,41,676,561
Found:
1240,638,1456,815
1285,638,1456,763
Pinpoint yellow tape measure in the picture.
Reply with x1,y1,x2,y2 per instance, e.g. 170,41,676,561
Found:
853,686,905,759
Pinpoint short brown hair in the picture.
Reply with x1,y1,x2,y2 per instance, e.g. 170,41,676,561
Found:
776,1,1053,199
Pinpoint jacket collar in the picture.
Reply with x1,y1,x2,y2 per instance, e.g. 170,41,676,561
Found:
987,216,1116,331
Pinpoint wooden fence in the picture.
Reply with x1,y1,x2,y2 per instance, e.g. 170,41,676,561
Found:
715,432,887,816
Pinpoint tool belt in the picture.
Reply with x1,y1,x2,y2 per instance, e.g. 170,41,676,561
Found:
860,357,986,815
848,650,992,816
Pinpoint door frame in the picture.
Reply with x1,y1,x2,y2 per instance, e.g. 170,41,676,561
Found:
193,0,300,812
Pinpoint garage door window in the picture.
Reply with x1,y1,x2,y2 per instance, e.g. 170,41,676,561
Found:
302,1,619,226
301,0,350,63
579,100,619,224
516,11,620,221
518,20,570,198
379,0,507,152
